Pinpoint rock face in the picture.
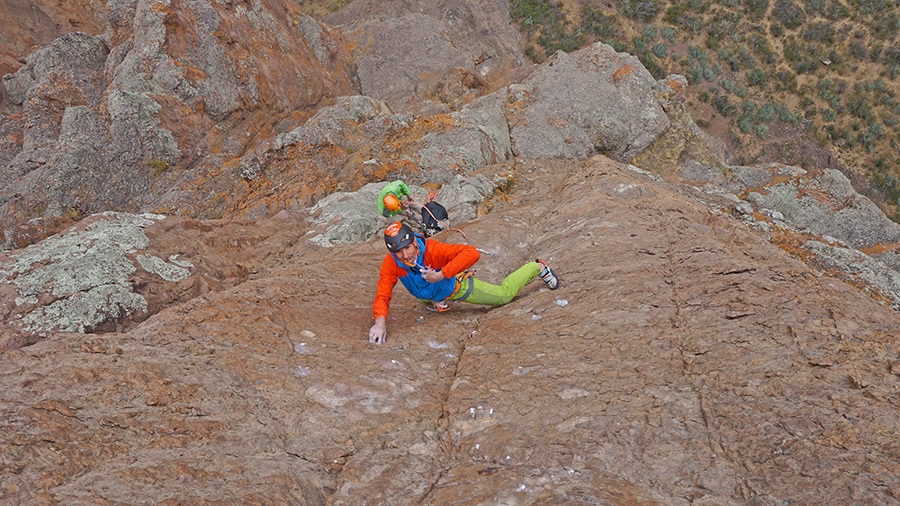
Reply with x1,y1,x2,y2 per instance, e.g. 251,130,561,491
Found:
3,158,900,505
4,1,900,505
508,44,670,163
1,0,357,241
325,0,526,112
0,209,312,349
0,0,106,77
1,0,690,247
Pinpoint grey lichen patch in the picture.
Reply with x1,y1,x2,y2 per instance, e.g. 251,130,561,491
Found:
0,212,165,335
137,254,191,282
20,285,148,334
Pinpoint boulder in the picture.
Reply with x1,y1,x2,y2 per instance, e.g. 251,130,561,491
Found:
508,43,670,162
326,0,526,112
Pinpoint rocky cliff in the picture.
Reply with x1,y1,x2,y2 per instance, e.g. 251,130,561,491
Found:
3,1,900,505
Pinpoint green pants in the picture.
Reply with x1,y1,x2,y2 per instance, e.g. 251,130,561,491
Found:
450,261,541,306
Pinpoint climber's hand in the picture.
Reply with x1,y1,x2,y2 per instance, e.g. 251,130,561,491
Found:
421,267,445,283
369,317,387,344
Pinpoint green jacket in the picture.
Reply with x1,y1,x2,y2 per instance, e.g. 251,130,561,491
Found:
377,180,411,217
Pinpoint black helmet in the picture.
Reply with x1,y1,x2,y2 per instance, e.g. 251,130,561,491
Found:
384,222,414,252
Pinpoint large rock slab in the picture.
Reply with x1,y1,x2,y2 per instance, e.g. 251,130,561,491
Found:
3,157,900,505
326,0,526,112
508,43,670,163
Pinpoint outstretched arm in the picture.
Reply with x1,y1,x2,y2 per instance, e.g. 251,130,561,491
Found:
371,256,399,343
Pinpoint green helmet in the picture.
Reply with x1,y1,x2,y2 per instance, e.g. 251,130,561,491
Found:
384,222,414,252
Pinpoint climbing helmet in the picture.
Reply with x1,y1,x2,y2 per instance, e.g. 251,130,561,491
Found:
383,193,402,213
384,222,415,252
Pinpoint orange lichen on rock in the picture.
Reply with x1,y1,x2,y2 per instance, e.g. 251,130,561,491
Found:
612,64,634,84
796,186,835,206
665,76,686,95
860,242,900,256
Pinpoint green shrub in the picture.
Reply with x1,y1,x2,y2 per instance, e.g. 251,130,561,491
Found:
747,68,768,87
581,7,621,41
802,22,835,44
773,0,806,29
687,66,704,84
783,39,803,62
806,0,850,20
652,43,668,58
754,123,770,138
618,0,661,22
713,95,737,116
884,46,900,66
664,0,710,33
703,65,721,81
850,41,868,60
743,0,769,20
661,26,676,42
779,105,800,123
770,23,785,38
758,101,777,121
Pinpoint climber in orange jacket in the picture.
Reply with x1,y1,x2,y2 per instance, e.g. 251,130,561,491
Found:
369,222,560,344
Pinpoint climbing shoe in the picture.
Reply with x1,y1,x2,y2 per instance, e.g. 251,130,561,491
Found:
537,259,560,290
427,300,451,312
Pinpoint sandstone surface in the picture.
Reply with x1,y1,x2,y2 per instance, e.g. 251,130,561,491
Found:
3,1,900,505
3,157,900,505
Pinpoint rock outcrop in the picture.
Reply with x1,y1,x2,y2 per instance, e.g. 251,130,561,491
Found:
1,0,356,240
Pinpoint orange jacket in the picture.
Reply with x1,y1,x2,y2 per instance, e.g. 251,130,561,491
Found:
373,238,480,320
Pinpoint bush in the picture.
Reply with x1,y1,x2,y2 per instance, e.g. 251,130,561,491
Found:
771,23,785,38
743,0,769,20
618,0,661,22
581,7,621,41
779,105,800,123
512,0,584,55
806,0,850,20
847,92,875,122
663,0,709,35
739,115,755,132
652,43,668,58
687,66,704,84
884,46,900,66
747,68,768,87
713,95,737,116
783,39,803,62
754,123,770,138
773,0,806,29
850,41,868,60
802,22,836,44
661,26,676,42
759,102,777,121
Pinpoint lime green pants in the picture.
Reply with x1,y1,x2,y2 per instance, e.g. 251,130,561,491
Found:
450,261,541,306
